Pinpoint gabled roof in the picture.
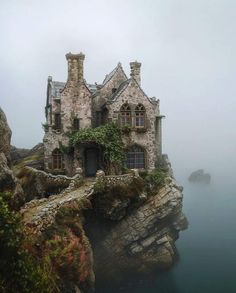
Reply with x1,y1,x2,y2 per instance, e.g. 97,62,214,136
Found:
102,62,127,85
107,78,158,105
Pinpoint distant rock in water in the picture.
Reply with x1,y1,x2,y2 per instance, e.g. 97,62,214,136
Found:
188,169,211,184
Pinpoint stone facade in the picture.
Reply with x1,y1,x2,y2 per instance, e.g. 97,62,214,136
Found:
43,52,164,176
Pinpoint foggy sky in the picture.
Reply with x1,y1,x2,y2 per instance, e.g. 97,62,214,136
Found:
1,0,236,180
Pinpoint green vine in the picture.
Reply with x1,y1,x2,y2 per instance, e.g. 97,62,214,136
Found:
70,123,124,171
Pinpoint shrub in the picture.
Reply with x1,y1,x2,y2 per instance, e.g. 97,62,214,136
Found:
144,169,166,194
0,192,54,293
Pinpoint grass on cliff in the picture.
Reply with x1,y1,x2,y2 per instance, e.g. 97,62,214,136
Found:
34,200,94,292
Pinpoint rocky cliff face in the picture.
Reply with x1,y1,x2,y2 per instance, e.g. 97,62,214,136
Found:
0,108,187,292
85,160,187,284
0,108,24,209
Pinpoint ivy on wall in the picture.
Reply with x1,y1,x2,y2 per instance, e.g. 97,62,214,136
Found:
70,123,125,172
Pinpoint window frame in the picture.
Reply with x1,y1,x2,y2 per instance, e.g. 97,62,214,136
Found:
125,145,146,169
120,104,131,127
73,118,80,131
135,104,146,128
52,149,63,170
54,113,61,130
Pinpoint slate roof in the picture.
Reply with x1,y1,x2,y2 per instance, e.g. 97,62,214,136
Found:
51,81,65,99
50,81,97,100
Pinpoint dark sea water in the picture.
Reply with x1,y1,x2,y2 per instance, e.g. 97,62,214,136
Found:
98,172,236,293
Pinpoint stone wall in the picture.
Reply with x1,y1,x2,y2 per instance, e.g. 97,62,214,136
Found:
95,170,136,186
107,79,160,170
17,166,83,200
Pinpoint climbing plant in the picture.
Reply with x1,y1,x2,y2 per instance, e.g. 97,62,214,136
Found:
70,123,124,173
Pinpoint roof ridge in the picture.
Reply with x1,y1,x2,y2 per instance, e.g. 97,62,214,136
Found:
102,62,126,85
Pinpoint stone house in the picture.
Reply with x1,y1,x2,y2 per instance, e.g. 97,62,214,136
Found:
43,52,164,176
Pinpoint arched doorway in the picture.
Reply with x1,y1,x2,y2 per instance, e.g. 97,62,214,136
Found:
84,148,99,176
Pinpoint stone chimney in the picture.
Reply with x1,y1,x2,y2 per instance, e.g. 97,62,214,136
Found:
66,52,85,86
130,61,141,85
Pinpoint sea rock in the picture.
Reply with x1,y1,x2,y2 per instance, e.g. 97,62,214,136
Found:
188,169,211,184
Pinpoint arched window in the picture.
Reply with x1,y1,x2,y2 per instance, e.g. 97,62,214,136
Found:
120,104,131,127
52,149,62,170
135,104,146,128
126,145,145,169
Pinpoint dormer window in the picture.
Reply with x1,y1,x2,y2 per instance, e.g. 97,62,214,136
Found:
120,104,131,126
73,118,80,131
135,104,146,128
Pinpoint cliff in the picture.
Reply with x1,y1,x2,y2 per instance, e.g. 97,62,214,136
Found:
20,161,187,291
85,159,187,284
0,108,187,292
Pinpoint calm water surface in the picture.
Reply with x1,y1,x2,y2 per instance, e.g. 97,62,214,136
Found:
98,173,236,293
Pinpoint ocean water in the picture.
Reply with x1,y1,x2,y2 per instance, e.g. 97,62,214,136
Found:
97,172,236,293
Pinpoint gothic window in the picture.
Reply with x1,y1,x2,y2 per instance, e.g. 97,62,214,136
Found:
125,145,146,169
52,149,62,170
135,104,146,128
73,118,80,130
120,104,131,127
54,113,61,130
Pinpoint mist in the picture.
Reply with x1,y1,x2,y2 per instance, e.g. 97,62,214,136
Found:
1,0,235,182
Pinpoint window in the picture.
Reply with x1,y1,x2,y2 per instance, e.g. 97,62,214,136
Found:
112,88,117,94
52,149,62,170
73,118,80,130
135,104,145,128
95,111,102,127
120,104,131,126
126,145,145,169
54,113,61,130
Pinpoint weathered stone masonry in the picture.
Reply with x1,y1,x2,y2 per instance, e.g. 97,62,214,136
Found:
43,52,164,176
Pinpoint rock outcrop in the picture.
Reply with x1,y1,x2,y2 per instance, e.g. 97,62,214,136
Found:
11,142,44,171
20,157,187,291
188,169,211,184
0,107,24,209
86,160,187,284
